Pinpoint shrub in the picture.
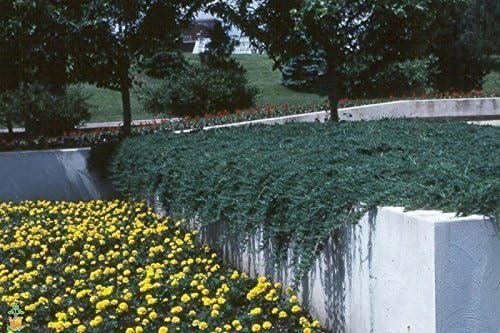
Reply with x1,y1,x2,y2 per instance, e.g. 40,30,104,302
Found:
0,200,323,332
482,70,500,93
111,121,500,277
140,63,257,117
0,84,90,137
0,92,15,131
141,50,188,79
141,24,257,118
282,52,438,98
339,55,439,98
368,56,439,96
281,51,327,92
199,23,237,69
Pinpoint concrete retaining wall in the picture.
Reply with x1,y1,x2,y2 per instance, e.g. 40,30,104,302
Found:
172,97,499,133
339,98,499,121
193,207,499,333
0,148,117,202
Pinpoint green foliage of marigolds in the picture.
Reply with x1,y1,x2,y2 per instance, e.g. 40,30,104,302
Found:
110,121,500,278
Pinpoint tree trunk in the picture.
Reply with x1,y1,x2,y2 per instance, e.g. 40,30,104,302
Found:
326,55,339,122
6,116,13,134
119,61,132,134
120,84,132,134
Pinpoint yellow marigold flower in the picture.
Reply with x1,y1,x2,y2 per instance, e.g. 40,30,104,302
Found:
252,324,262,332
170,306,183,314
158,327,169,333
149,311,158,320
118,302,129,312
262,321,272,330
77,325,86,332
181,294,191,303
137,307,147,316
250,307,262,316
90,316,103,327
198,321,208,330
278,311,288,318
291,305,301,313
135,326,144,333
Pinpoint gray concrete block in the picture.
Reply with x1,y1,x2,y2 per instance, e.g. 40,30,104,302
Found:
0,148,117,202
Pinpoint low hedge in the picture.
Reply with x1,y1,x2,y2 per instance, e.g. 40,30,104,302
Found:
112,120,500,277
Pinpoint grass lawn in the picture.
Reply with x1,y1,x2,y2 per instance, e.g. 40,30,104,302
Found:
186,54,326,106
50,57,500,124
78,54,326,123
74,83,149,123
238,54,327,106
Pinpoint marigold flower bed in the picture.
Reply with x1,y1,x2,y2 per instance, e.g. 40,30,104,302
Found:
0,200,322,332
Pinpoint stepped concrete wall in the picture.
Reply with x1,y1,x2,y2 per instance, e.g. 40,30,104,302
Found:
192,207,500,333
0,148,116,202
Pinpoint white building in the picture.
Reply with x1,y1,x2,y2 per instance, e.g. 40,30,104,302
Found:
192,36,256,54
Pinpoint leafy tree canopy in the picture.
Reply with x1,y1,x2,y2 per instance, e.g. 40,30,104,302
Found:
75,0,209,131
0,1,210,132
0,0,83,93
210,0,464,120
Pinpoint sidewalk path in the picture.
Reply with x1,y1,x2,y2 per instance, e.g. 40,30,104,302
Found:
0,118,172,133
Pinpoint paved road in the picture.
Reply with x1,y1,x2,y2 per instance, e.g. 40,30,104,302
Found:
0,118,172,133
